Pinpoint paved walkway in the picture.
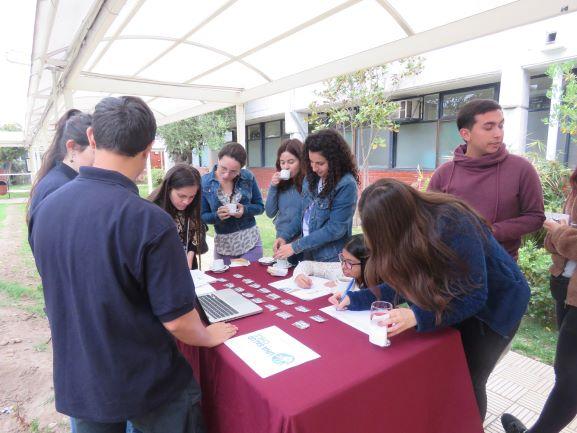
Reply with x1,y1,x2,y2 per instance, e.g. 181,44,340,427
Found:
485,350,577,433
0,197,27,204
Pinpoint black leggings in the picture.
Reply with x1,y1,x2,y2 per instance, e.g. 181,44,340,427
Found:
528,302,577,433
455,317,519,421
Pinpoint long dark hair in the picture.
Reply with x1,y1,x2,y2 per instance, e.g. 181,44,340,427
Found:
359,179,487,324
29,109,92,199
148,164,203,265
303,129,359,205
276,138,305,193
343,234,369,287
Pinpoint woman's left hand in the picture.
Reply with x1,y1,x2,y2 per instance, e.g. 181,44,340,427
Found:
233,203,245,218
274,243,294,259
543,218,566,233
378,307,417,337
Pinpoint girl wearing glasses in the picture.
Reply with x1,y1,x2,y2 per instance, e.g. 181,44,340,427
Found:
266,139,305,258
201,142,264,265
149,164,208,270
293,234,368,290
330,179,529,421
274,129,358,262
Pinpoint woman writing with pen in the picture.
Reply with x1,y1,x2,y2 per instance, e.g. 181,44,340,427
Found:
329,179,529,422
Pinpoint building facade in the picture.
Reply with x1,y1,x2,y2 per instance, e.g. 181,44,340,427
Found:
210,13,577,189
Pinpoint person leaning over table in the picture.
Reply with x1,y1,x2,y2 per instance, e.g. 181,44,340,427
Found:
330,179,530,421
293,234,369,291
266,138,305,265
149,164,208,270
274,129,358,263
201,142,265,265
501,165,577,433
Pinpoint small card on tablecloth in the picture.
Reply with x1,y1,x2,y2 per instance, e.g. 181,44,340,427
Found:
276,311,293,319
293,320,310,329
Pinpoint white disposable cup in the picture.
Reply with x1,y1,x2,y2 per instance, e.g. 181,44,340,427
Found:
212,259,225,270
226,203,238,214
279,169,291,180
369,301,392,347
274,259,290,269
337,277,353,291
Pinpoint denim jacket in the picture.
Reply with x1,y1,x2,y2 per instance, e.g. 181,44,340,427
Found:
265,183,303,243
292,173,357,262
201,167,264,235
347,209,530,338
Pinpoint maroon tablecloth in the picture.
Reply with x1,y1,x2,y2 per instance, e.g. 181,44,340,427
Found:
178,264,483,433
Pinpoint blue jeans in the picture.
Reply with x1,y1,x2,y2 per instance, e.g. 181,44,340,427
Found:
70,380,204,433
71,420,142,433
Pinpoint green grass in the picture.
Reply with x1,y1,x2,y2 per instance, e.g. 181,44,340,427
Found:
137,184,151,198
512,317,558,365
0,281,45,317
0,204,6,225
33,342,49,352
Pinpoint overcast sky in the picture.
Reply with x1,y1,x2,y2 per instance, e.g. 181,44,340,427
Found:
0,1,36,128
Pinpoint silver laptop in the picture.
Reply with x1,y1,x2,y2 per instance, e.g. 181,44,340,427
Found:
197,288,263,323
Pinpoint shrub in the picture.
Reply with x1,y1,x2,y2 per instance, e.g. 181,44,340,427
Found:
151,168,165,187
518,240,555,326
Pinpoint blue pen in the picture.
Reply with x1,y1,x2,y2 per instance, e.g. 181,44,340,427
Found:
337,278,355,309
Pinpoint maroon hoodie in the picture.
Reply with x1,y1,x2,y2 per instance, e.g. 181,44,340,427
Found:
428,143,545,259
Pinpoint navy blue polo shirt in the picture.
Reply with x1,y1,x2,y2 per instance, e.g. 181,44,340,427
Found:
29,166,196,422
29,162,77,215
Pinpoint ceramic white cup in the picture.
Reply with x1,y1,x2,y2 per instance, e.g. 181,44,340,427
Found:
274,259,290,269
226,203,238,214
212,259,225,270
279,169,291,180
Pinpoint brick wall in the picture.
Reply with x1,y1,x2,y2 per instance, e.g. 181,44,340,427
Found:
249,167,433,198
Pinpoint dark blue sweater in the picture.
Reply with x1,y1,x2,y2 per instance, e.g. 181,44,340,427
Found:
29,162,77,215
348,210,530,338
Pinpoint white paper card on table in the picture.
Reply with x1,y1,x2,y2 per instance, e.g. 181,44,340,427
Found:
319,306,372,335
224,325,320,378
269,276,333,300
190,270,217,287
195,284,217,296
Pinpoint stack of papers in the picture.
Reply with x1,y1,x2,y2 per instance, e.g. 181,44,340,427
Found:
225,326,320,378
190,270,217,295
269,276,333,300
319,306,371,335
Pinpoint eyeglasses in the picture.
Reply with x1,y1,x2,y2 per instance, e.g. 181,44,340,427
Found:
338,253,361,270
217,165,240,177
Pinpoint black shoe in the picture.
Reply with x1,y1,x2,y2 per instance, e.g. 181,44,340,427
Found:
501,413,528,433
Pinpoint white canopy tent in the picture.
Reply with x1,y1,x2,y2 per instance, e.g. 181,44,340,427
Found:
26,0,577,156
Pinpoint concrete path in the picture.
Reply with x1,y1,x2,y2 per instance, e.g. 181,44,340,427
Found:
485,350,577,432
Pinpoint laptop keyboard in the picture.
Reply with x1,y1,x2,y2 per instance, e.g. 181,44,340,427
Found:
201,294,239,319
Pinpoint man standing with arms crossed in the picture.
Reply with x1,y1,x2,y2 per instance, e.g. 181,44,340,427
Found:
29,96,237,433
428,99,545,260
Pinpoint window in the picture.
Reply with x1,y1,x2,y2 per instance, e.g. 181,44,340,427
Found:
361,127,391,168
395,123,437,169
246,120,289,167
526,75,552,156
264,121,281,167
390,84,500,169
438,120,462,164
247,125,262,167
423,94,438,121
441,86,496,118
